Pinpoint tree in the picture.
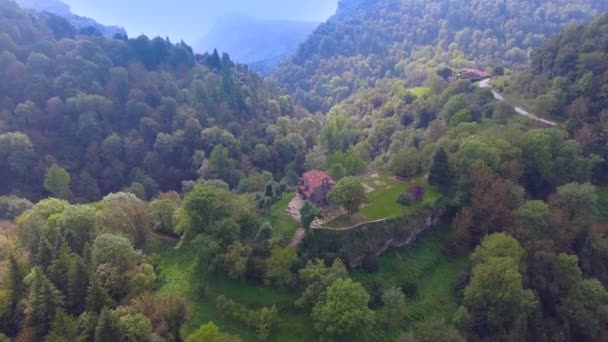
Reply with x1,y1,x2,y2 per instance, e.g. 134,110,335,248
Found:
428,148,452,193
224,242,250,280
256,305,278,341
24,267,64,336
92,234,141,272
557,279,608,340
45,309,85,342
116,313,152,342
44,164,72,199
412,320,466,342
94,308,121,342
550,182,597,251
456,235,536,337
296,258,348,309
328,177,367,216
300,201,322,229
99,193,152,249
186,322,241,342
311,278,375,341
512,200,551,241
471,233,525,267
85,277,114,314
265,246,297,286
66,257,89,314
380,287,407,329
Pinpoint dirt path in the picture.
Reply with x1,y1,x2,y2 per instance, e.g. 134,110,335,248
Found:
290,228,306,247
479,78,557,127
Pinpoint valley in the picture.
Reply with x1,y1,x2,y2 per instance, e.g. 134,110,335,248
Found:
1,0,608,341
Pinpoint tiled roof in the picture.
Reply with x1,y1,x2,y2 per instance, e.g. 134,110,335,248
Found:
301,170,335,189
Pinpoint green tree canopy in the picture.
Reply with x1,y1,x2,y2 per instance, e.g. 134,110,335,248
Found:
44,164,72,199
311,278,375,341
328,177,368,216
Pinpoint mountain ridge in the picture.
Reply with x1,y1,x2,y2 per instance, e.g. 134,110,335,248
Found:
193,13,319,73
14,0,127,38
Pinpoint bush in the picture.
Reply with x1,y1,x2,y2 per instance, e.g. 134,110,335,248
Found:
408,186,425,203
216,295,278,341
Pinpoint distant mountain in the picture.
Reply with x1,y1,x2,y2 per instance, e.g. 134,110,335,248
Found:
14,0,127,38
274,0,608,113
193,14,319,73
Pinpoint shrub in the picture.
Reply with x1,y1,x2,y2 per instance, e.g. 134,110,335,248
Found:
408,186,425,203
215,295,278,341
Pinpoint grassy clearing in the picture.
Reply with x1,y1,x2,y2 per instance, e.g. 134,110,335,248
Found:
269,192,299,243
326,175,440,228
352,227,468,324
153,239,315,341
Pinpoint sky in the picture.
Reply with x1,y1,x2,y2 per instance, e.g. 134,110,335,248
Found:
62,0,340,43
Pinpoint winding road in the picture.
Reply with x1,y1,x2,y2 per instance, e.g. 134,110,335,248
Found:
479,78,557,126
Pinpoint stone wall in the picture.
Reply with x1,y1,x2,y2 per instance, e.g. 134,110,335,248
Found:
313,207,443,268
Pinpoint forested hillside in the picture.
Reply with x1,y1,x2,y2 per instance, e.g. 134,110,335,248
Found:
275,0,608,112
508,13,608,183
0,0,307,202
2,0,608,341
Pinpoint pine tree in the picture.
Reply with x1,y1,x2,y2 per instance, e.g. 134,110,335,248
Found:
428,148,453,193
47,245,73,295
94,308,121,342
24,267,64,336
45,309,85,342
208,49,222,70
67,256,89,315
86,277,114,314
8,255,24,309
82,242,93,267
4,255,24,335
35,237,54,269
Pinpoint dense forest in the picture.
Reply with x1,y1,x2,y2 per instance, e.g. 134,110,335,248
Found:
2,0,608,341
274,0,608,113
0,0,311,202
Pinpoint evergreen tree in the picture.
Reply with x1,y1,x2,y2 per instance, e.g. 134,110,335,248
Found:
67,257,89,315
208,49,222,70
82,242,93,267
428,148,453,193
86,277,114,314
47,245,72,295
7,255,24,309
24,267,64,336
94,308,121,342
4,255,25,335
45,309,85,342
35,237,54,269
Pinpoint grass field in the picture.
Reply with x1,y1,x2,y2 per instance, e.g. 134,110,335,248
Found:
269,192,299,243
352,227,468,325
152,239,315,341
326,175,440,228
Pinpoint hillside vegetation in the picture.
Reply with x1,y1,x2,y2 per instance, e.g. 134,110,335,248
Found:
275,0,608,112
2,0,608,341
